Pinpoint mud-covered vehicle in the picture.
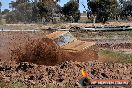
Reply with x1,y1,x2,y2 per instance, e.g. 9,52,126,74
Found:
47,31,98,61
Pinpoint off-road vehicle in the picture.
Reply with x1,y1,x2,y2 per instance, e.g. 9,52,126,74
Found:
47,31,98,61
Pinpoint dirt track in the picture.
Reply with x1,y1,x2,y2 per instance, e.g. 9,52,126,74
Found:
0,24,132,87
0,61,131,87
0,31,98,65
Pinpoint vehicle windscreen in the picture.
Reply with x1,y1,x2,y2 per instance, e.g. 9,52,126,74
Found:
54,32,75,46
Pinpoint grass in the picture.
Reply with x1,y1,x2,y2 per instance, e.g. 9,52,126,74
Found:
99,49,132,63
0,81,27,88
0,81,75,88
0,81,130,88
128,34,132,38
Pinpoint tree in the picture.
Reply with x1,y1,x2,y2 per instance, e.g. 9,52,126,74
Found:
6,11,18,23
109,0,118,20
120,0,132,20
0,2,2,11
7,0,61,23
2,9,10,15
8,0,33,23
61,0,80,22
9,1,17,11
37,0,61,23
88,0,118,23
0,2,2,23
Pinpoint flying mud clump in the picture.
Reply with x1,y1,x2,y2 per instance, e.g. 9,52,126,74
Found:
11,38,72,66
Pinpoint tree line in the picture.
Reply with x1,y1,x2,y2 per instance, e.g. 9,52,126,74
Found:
0,0,132,24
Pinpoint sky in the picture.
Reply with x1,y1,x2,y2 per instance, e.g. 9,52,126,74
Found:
0,0,13,11
0,0,87,12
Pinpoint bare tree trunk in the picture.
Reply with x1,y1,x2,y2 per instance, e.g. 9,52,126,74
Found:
93,16,96,24
0,1,1,23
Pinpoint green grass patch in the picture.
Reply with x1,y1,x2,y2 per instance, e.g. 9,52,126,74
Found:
99,49,132,63
0,81,75,88
128,34,132,38
10,81,28,88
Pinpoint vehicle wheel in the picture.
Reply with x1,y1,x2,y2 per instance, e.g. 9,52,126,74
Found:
70,27,75,32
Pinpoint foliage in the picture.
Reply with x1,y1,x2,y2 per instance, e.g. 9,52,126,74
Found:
120,1,132,20
36,0,62,23
6,0,32,23
2,9,10,15
88,0,118,23
37,1,52,22
0,81,75,88
6,0,61,23
3,0,132,23
72,10,81,22
6,11,18,23
0,1,2,23
61,0,80,22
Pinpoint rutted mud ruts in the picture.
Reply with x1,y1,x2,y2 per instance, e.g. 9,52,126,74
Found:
0,27,132,87
96,39,132,44
0,61,131,87
11,37,97,66
97,43,132,49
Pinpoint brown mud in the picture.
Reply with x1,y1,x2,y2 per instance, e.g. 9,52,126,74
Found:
0,31,131,87
11,38,98,66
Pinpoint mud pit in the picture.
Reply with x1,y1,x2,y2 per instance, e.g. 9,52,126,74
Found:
0,31,132,87
0,61,131,87
97,43,132,49
11,38,73,66
0,31,97,66
11,38,97,66
0,32,49,63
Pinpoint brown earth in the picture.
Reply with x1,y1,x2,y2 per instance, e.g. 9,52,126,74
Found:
0,31,97,66
11,36,98,66
0,61,131,87
0,27,132,87
97,43,132,49
0,31,50,63
4,22,132,30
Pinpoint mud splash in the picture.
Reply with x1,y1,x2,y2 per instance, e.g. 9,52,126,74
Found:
11,38,97,66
